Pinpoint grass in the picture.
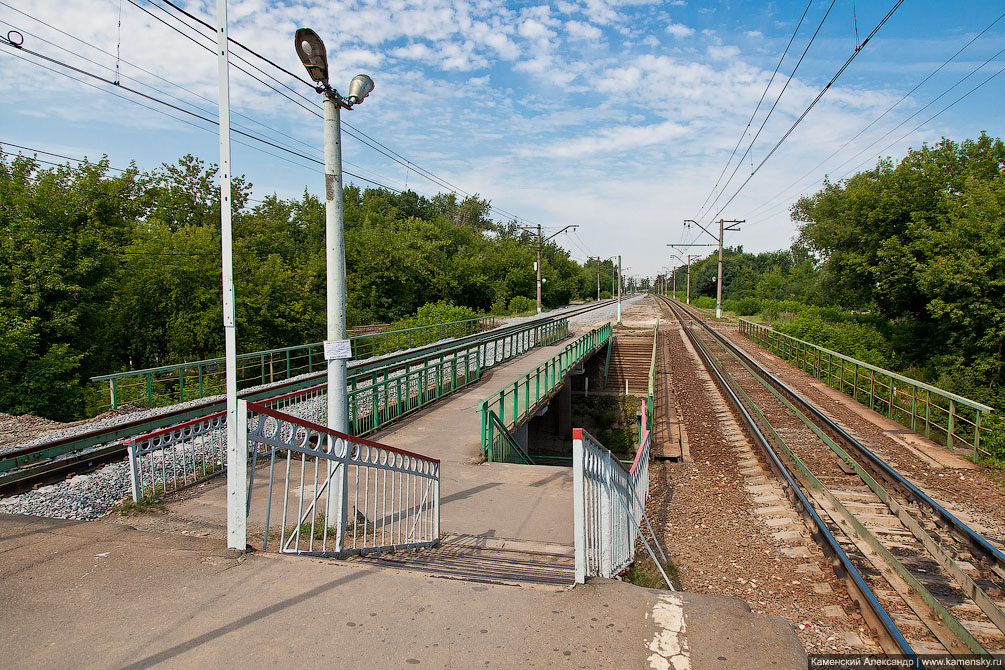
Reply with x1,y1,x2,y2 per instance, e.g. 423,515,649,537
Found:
624,549,679,590
112,482,167,515
111,460,223,515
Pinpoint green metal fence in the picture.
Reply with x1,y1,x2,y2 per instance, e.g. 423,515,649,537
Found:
738,319,994,461
88,316,497,416
646,322,659,433
346,316,570,437
479,323,614,463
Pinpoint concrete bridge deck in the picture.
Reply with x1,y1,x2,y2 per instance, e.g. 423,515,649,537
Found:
0,297,807,668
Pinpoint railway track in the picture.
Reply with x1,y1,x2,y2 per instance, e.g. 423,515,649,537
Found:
0,299,620,495
656,294,1005,663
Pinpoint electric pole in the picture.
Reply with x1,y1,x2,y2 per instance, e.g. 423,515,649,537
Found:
674,218,742,317
521,224,578,313
715,219,743,319
617,255,622,324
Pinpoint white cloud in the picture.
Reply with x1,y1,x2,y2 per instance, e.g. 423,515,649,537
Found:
666,22,694,38
536,120,688,159
707,45,741,61
566,20,603,41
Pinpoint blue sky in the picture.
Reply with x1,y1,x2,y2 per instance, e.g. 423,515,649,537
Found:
2,0,1004,279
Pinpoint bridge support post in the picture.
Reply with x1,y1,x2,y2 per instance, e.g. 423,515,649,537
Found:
515,423,529,451
558,382,572,438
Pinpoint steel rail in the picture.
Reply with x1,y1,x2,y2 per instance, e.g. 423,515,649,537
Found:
673,300,1005,653
663,295,1005,660
672,298,1005,581
656,294,919,661
0,299,618,493
691,319,990,657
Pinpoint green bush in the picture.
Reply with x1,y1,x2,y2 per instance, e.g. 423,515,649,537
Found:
693,296,716,310
980,414,1005,465
490,297,508,315
507,296,536,314
387,300,482,331
773,314,893,368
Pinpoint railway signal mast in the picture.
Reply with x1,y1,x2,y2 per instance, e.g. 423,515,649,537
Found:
676,218,743,318
520,224,578,313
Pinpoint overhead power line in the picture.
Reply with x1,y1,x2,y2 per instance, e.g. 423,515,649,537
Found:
695,0,818,220
699,0,838,223
745,9,1005,221
706,0,906,223
142,0,539,226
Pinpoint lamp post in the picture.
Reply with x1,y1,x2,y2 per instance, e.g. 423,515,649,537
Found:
295,28,374,437
296,29,373,545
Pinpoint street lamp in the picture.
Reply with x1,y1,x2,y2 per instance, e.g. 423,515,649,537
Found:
295,28,374,439
296,28,373,540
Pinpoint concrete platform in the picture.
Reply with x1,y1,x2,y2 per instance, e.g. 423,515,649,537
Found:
0,514,806,669
0,299,807,668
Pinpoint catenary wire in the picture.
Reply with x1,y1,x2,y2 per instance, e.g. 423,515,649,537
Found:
706,0,905,223
694,0,816,220
699,0,838,223
745,9,1005,221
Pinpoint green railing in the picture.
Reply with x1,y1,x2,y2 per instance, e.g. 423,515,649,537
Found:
88,316,497,416
738,319,995,461
348,348,482,437
646,322,659,433
480,323,614,463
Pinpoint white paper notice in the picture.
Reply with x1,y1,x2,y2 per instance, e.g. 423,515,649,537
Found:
323,339,352,360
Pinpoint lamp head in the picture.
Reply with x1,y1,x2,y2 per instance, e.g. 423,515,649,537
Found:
346,74,375,105
295,28,329,84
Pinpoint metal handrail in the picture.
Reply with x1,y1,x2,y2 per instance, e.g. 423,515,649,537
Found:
89,315,497,412
486,411,535,465
123,319,568,502
572,404,670,588
243,401,440,557
738,319,994,458
647,322,658,431
479,323,613,462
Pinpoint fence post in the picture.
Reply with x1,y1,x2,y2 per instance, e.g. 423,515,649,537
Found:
600,449,614,577
974,411,983,460
888,378,895,419
947,400,956,449
127,439,142,503
573,429,587,583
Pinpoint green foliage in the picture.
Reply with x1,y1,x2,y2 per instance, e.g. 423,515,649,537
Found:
507,295,536,314
793,133,1005,410
625,551,678,590
773,314,894,368
490,297,509,315
0,151,603,420
979,416,1005,467
387,301,482,331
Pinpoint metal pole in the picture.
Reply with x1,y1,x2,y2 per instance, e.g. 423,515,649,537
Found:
536,223,542,314
617,255,622,324
217,0,244,552
716,218,724,319
686,256,691,305
323,89,350,539
596,257,600,300
324,91,349,436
